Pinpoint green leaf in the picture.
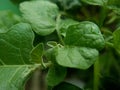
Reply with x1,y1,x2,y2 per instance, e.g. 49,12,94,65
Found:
0,23,34,64
0,11,21,33
30,43,44,63
113,28,120,54
20,0,59,36
0,23,40,90
53,21,104,69
81,0,108,6
0,65,39,90
64,21,105,50
56,46,98,69
46,65,66,86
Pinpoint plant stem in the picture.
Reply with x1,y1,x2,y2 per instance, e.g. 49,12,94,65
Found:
99,6,108,28
56,14,65,45
30,62,52,90
31,69,41,90
94,58,100,90
44,61,52,68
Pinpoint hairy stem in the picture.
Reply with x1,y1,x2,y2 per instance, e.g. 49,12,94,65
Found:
99,6,108,27
56,14,65,45
94,58,100,90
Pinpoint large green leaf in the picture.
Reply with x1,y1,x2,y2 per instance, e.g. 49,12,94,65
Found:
20,0,59,36
64,21,105,50
55,21,104,69
56,46,98,69
0,23,34,64
0,23,40,90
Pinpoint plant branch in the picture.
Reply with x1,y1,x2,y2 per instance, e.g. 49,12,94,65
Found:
56,14,65,45
94,58,100,90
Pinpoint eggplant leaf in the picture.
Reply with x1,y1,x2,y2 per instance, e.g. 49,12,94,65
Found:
56,46,98,69
64,21,105,50
20,0,59,36
55,21,104,69
0,23,40,90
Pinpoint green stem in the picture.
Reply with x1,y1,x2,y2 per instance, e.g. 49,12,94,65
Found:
94,58,100,90
42,62,52,69
31,69,41,90
56,14,65,45
105,42,114,48
112,57,120,76
99,6,108,27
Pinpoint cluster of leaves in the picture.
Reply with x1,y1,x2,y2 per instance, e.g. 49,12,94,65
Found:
0,0,120,90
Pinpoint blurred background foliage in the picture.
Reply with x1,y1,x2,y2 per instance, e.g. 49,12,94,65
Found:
0,0,120,90
0,0,20,14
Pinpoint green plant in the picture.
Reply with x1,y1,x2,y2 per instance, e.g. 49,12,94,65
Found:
0,0,120,90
